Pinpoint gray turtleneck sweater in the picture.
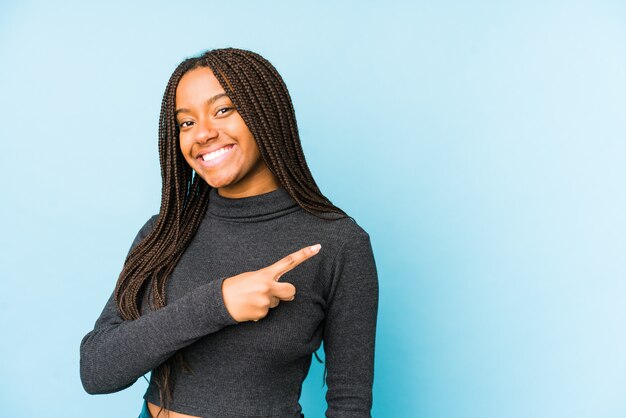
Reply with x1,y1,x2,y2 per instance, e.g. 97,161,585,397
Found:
80,186,379,417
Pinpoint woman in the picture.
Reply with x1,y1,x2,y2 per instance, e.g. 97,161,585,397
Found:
79,47,379,418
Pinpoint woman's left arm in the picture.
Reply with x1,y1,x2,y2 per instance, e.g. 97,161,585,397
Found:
323,231,379,417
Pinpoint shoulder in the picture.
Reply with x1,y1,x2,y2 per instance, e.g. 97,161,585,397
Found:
137,213,159,238
129,213,159,252
318,215,378,301
143,213,159,231
331,218,374,264
327,216,371,248
291,209,372,254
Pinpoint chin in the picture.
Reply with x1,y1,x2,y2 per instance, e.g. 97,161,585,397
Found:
200,173,238,189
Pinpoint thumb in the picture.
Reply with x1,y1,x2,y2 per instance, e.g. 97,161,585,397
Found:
271,281,297,301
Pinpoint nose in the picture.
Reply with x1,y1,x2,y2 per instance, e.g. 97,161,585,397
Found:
193,117,219,143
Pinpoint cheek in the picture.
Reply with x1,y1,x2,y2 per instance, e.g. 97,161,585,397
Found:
235,141,260,169
178,137,195,164
179,132,193,151
236,131,261,159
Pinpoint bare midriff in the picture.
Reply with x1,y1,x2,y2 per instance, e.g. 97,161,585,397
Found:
147,401,201,418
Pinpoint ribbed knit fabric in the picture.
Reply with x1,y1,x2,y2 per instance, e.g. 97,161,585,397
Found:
80,186,379,417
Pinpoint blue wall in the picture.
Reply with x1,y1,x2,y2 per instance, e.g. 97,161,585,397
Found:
1,1,625,417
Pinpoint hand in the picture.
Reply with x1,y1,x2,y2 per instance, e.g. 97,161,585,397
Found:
221,244,322,323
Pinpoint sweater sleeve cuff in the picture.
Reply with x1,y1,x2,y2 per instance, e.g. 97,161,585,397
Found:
197,277,239,327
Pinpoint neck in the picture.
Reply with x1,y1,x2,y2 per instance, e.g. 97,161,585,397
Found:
206,186,300,222
216,168,281,198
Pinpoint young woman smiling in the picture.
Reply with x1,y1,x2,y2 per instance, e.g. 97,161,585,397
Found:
80,48,379,418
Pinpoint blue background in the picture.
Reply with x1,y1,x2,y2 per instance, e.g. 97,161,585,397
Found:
1,1,625,417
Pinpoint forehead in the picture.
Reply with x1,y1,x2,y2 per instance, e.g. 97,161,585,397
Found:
175,67,226,106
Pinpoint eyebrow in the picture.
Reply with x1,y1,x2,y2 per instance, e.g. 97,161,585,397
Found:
175,93,229,117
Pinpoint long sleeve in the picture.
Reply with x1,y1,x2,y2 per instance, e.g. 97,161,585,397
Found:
79,215,239,395
323,231,379,417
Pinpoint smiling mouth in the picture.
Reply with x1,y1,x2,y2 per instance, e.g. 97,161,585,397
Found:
200,144,235,162
196,144,236,168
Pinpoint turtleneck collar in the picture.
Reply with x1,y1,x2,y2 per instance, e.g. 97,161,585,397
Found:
206,186,300,222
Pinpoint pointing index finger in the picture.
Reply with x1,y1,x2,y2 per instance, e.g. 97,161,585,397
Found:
269,244,322,279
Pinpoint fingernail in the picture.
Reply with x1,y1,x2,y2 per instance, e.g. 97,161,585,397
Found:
310,244,321,253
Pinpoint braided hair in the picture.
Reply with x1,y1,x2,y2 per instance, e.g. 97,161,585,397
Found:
114,47,352,414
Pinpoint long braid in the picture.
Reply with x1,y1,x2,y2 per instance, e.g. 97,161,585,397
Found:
114,47,351,415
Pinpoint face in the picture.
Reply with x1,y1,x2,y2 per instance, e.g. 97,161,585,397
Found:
175,67,279,198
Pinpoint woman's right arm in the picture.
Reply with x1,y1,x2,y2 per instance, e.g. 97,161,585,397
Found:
79,215,239,395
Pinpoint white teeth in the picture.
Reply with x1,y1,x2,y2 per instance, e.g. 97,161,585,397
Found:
202,145,233,162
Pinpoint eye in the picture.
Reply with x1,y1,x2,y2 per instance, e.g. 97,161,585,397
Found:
216,107,234,116
178,121,194,128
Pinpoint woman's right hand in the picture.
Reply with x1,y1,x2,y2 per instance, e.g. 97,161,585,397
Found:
221,244,322,323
